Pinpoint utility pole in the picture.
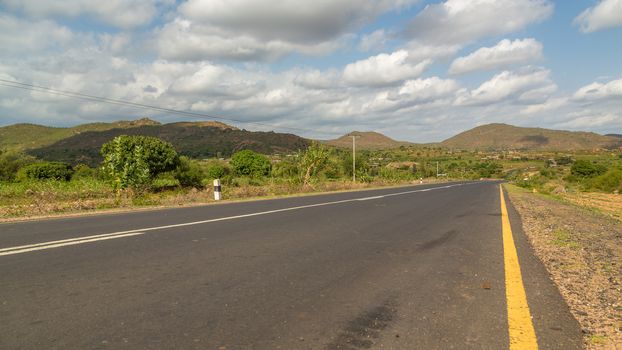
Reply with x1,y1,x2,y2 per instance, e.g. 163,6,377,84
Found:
436,161,439,177
351,135,360,182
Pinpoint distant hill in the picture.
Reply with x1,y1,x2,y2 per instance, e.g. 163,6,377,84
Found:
0,118,160,151
324,131,413,150
27,121,309,166
606,134,622,139
441,123,622,151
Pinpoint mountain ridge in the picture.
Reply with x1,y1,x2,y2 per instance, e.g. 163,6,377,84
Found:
441,123,622,150
323,131,413,150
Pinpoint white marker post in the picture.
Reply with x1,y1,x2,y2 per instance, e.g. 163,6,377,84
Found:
213,179,222,201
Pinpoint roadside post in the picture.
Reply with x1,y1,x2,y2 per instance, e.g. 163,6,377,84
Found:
213,179,222,201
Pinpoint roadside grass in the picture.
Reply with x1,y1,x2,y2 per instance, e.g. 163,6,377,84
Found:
589,335,607,345
551,229,581,249
505,183,622,223
0,178,441,221
504,183,622,349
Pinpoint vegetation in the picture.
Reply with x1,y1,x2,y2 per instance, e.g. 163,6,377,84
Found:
230,150,271,178
17,162,74,181
1,119,621,220
441,123,622,150
101,135,179,190
27,121,310,166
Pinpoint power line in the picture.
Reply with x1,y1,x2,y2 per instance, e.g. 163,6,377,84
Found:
0,78,343,137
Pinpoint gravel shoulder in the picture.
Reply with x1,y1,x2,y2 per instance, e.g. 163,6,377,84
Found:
505,184,622,349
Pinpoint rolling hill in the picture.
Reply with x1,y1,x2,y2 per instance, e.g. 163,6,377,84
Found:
0,118,161,151
441,123,622,151
324,131,413,150
27,121,309,166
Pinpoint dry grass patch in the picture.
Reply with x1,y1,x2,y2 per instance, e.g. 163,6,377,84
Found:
505,184,622,349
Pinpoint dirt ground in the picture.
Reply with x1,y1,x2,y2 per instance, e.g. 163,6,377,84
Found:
505,185,622,349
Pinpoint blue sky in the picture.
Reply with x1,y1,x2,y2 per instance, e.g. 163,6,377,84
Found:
0,0,621,142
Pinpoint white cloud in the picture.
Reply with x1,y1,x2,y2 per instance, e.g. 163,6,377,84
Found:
455,68,556,105
573,78,622,101
359,30,389,52
293,70,340,90
0,14,74,54
157,18,350,62
398,77,460,103
557,112,620,129
168,64,264,99
404,42,462,61
520,97,567,115
0,0,162,28
361,77,460,113
449,38,543,75
343,50,431,87
574,0,622,33
159,0,415,61
405,0,553,45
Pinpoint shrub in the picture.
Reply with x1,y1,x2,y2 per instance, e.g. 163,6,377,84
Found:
174,156,204,188
590,168,622,193
0,151,34,181
17,162,74,181
101,135,179,189
539,168,556,179
204,161,228,180
570,160,607,178
472,162,503,178
72,164,97,180
230,150,271,178
152,173,180,190
555,156,573,166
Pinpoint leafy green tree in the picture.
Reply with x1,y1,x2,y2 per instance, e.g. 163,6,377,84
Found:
17,162,74,181
0,150,33,182
298,143,330,187
230,150,271,178
101,135,179,189
570,160,607,178
472,162,503,178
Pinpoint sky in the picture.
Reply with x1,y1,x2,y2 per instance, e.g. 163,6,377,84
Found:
0,0,621,142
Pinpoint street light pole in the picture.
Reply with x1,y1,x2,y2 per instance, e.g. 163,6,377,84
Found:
351,135,357,182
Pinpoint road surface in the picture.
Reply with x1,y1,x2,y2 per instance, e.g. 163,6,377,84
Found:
0,181,582,349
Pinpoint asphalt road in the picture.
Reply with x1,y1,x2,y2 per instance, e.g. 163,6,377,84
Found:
0,181,582,349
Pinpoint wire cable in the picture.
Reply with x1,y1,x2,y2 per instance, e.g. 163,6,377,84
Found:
0,78,343,137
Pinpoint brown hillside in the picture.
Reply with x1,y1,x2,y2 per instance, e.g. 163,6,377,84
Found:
324,131,412,150
0,117,161,151
441,123,622,151
28,122,309,166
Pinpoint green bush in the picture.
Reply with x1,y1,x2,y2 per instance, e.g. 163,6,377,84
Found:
230,150,271,178
0,151,34,181
101,135,179,189
554,156,573,166
472,162,503,178
72,164,97,180
204,161,229,180
174,156,204,188
590,168,622,193
17,162,74,181
152,173,181,190
571,160,607,178
539,168,556,179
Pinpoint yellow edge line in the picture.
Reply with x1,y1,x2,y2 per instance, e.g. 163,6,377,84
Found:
500,185,538,349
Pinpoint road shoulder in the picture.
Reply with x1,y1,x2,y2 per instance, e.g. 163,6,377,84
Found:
505,184,621,349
